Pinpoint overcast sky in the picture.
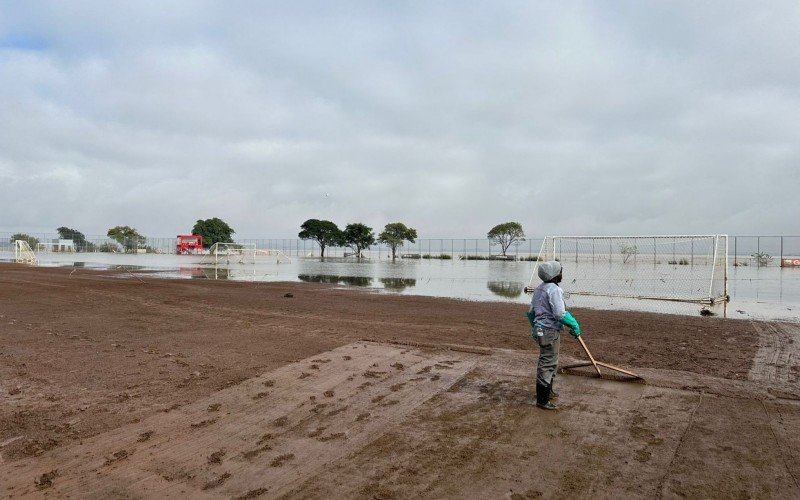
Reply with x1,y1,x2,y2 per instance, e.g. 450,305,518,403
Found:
1,1,798,239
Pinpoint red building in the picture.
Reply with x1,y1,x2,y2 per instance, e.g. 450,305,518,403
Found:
176,235,203,255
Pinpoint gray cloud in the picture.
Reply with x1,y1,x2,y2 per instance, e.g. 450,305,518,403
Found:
1,1,798,239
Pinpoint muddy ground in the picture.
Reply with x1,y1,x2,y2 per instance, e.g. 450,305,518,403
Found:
1,264,798,498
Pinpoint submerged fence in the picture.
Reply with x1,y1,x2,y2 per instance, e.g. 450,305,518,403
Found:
1,232,799,266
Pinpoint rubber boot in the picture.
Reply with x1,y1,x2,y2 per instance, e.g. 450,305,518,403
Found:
536,382,557,410
550,375,559,399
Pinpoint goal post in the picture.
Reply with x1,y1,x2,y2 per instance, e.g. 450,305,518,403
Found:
199,243,257,265
528,235,729,306
14,240,38,264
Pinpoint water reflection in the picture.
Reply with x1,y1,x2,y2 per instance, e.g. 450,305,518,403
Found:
298,274,373,287
486,281,525,298
380,277,417,292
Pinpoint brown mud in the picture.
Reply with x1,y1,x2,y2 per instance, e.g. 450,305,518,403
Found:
1,264,798,498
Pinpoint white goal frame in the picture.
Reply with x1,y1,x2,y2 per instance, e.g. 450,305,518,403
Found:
528,235,729,306
14,240,38,264
200,243,258,265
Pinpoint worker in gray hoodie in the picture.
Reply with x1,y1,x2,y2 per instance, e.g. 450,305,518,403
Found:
527,261,581,410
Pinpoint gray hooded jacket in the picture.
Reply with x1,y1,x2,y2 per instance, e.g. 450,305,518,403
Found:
529,261,566,331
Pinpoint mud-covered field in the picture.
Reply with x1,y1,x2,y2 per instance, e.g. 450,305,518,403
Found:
1,264,798,498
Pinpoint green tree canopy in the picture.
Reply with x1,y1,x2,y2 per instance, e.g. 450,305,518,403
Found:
299,219,343,257
107,226,146,253
343,223,375,257
57,226,90,250
192,218,235,247
378,222,418,259
11,233,39,249
487,222,525,256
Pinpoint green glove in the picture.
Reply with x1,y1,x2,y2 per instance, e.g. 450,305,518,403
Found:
560,311,581,337
526,311,536,329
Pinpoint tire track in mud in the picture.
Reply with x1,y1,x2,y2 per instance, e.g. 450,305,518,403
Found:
748,320,799,385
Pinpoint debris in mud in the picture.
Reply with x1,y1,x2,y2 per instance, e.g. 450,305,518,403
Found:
299,372,311,379
35,470,58,489
371,395,386,403
234,487,269,499
202,472,231,490
208,450,226,464
318,432,345,442
343,355,352,361
257,433,273,445
283,293,293,298
390,383,406,392
207,403,221,412
323,390,335,397
379,399,400,407
310,364,320,370
358,382,373,389
103,449,130,466
273,416,289,427
391,362,405,370
136,431,154,443
430,374,441,381
417,366,432,374
252,391,270,400
190,418,218,429
263,380,275,387
363,370,386,379
270,453,295,467
311,359,331,363
355,412,370,422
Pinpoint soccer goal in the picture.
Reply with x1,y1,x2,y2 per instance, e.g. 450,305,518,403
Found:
199,243,257,265
528,235,729,306
14,240,38,264
255,249,292,264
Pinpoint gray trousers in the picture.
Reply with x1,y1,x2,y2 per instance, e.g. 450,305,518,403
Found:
534,327,560,386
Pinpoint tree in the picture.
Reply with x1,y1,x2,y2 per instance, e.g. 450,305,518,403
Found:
298,219,343,258
57,226,91,251
192,218,235,247
343,223,375,258
378,222,418,260
619,243,639,264
751,252,773,267
10,233,39,249
107,226,146,253
487,222,525,257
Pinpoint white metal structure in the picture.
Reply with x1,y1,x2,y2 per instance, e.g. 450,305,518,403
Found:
255,249,292,264
528,235,729,306
199,243,258,265
14,240,38,264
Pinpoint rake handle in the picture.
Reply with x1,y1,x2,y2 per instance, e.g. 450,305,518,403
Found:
576,335,602,377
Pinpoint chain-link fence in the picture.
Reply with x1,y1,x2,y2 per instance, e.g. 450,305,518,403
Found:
2,232,799,265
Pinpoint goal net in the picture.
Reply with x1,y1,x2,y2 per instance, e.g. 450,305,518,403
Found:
199,243,257,265
14,240,38,264
528,235,728,307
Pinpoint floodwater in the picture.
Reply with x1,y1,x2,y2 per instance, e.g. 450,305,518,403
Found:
1,251,798,321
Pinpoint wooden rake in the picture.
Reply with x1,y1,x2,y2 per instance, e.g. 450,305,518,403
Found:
562,335,644,382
